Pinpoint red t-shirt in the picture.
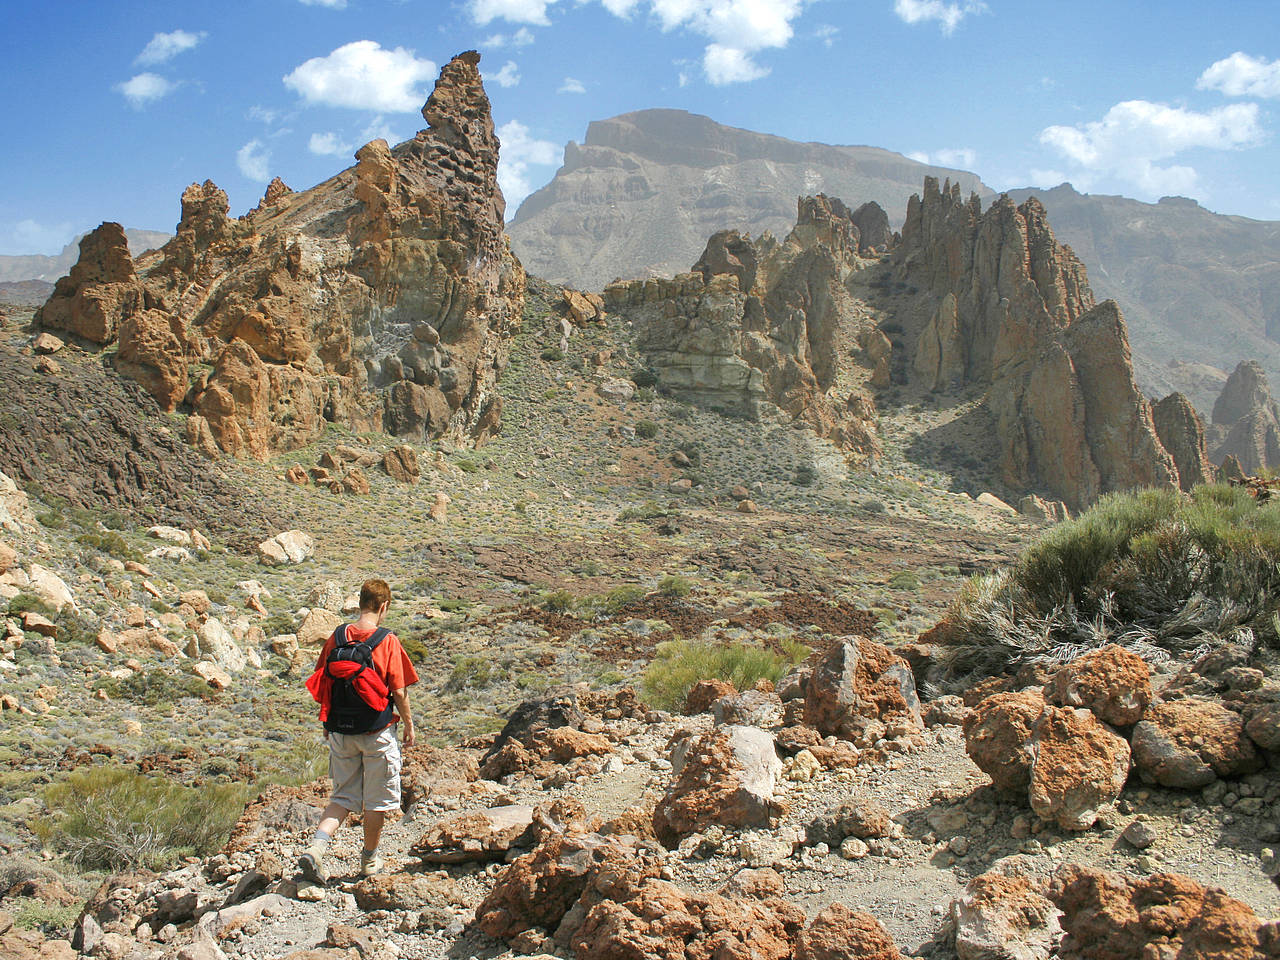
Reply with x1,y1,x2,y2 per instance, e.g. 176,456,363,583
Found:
311,625,419,722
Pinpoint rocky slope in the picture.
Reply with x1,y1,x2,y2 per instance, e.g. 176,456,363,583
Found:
508,108,990,292
36,50,524,461
509,113,1280,415
0,229,169,284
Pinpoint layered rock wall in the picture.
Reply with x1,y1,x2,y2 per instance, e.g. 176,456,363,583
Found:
894,178,1182,509
37,51,523,461
605,195,883,462
1209,360,1280,473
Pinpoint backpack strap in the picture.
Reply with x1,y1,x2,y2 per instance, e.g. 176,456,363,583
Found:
364,627,391,653
334,623,349,646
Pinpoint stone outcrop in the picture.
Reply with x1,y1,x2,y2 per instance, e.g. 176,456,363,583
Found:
652,725,783,844
37,51,524,460
607,195,883,463
802,637,923,742
894,178,1180,509
1209,360,1280,473
1051,865,1276,960
1043,645,1151,728
794,903,902,960
950,873,1061,960
1152,392,1213,491
963,688,1130,830
1130,699,1262,788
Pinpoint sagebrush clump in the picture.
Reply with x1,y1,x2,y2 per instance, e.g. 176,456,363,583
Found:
930,485,1280,691
641,638,809,711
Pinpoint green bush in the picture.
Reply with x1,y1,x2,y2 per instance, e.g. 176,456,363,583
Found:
793,464,818,487
641,639,810,711
617,501,670,522
36,511,68,530
887,571,921,591
934,485,1280,690
76,530,140,560
98,669,219,706
631,367,659,388
603,585,645,614
447,655,494,690
635,420,659,440
35,765,250,871
541,589,576,613
540,346,564,361
657,575,693,599
454,458,480,474
7,593,55,618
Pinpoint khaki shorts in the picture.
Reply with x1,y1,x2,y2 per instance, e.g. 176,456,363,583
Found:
327,724,402,813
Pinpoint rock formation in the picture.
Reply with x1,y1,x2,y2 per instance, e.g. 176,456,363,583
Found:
1208,360,1280,473
606,195,884,462
37,51,524,461
1152,392,1213,491
893,178,1181,509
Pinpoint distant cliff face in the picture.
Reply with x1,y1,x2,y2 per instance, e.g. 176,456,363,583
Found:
891,178,1181,510
508,109,990,292
1208,360,1280,474
37,51,524,461
0,228,170,284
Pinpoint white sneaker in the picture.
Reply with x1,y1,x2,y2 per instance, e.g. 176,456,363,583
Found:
360,849,384,877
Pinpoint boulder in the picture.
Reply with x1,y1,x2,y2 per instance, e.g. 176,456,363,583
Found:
803,637,922,742
297,608,342,648
351,872,463,912
1051,864,1274,960
597,378,636,402
382,446,420,483
1043,645,1151,727
32,333,64,354
571,878,805,960
37,221,143,344
1245,703,1280,752
193,661,233,690
795,902,901,960
193,618,247,673
339,467,370,495
257,530,314,565
1131,699,1262,788
430,491,450,522
951,873,1061,960
26,564,75,612
1017,495,1069,523
1027,704,1130,830
685,678,736,715
0,541,14,574
413,805,536,863
963,691,1045,793
712,689,784,728
0,472,34,534
805,799,892,846
653,724,782,843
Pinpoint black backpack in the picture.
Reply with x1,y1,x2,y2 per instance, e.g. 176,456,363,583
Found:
323,625,396,735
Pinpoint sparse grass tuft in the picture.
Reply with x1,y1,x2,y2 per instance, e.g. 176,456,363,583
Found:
656,575,693,599
641,638,810,711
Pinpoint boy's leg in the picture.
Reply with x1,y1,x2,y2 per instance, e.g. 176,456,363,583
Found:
301,732,361,883
357,726,401,875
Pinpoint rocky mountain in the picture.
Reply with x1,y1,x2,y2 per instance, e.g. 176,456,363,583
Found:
508,108,991,292
0,229,169,283
1209,360,1280,473
36,50,524,461
509,113,1280,416
1004,184,1280,413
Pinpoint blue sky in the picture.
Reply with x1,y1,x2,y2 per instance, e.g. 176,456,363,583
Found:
3,0,1279,255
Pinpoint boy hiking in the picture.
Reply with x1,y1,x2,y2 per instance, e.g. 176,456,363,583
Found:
300,578,418,882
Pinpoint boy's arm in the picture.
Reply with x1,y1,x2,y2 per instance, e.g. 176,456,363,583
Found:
392,688,414,747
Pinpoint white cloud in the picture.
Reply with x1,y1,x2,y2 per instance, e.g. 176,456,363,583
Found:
248,105,280,124
558,76,586,94
704,44,769,84
496,119,560,213
0,218,76,256
893,0,986,35
136,29,206,65
906,147,977,169
1028,168,1068,187
494,60,521,87
474,0,804,84
1039,99,1263,197
283,41,437,112
361,115,407,145
469,0,557,25
308,132,354,156
300,0,347,7
118,73,176,107
1197,52,1280,99
237,140,271,182
483,26,536,47
815,24,838,48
